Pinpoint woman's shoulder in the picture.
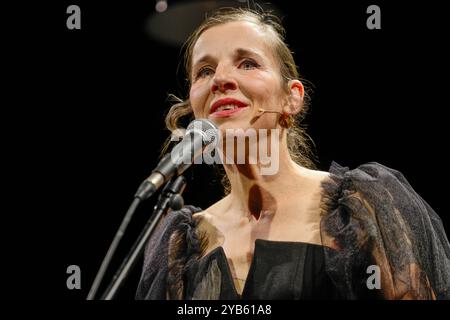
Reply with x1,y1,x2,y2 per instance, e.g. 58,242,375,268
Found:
192,196,230,242
320,161,450,299
326,161,409,184
136,204,206,300
156,205,203,237
140,205,204,268
192,195,233,222
322,161,412,192
319,161,428,219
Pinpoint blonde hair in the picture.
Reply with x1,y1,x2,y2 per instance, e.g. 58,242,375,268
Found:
163,7,317,193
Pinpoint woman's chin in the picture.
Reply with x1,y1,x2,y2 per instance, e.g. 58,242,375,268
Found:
214,119,254,133
205,108,278,133
214,118,279,134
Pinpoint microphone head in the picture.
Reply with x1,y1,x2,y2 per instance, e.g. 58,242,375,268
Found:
186,118,217,132
186,119,219,148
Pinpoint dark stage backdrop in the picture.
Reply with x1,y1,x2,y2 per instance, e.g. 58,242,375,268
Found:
4,0,448,299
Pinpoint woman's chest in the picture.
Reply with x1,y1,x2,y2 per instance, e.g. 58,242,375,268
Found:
204,217,322,295
186,240,338,300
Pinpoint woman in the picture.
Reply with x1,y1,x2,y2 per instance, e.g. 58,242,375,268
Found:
136,7,450,300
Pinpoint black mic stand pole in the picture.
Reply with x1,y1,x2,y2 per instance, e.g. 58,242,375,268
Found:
100,175,187,300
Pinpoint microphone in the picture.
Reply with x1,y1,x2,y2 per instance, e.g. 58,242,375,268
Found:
257,108,282,115
135,119,219,200
250,108,283,124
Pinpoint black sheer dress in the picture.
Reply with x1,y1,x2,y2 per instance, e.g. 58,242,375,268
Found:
135,162,450,300
184,240,342,299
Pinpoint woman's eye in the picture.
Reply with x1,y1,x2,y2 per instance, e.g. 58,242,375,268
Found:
196,67,214,79
240,59,259,70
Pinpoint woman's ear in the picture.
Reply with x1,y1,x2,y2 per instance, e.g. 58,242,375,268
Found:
282,80,304,115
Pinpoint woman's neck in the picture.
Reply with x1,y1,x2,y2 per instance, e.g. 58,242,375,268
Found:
222,142,316,221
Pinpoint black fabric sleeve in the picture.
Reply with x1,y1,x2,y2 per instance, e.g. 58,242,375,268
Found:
135,205,202,300
321,162,450,299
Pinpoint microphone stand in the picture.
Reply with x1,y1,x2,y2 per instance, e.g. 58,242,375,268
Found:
100,175,187,300
87,119,217,300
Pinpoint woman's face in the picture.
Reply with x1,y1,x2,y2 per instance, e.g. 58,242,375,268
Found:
189,21,292,132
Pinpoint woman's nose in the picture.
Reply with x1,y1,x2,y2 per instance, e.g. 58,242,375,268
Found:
211,66,237,93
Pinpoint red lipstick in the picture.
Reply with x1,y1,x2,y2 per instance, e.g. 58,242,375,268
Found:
209,98,249,117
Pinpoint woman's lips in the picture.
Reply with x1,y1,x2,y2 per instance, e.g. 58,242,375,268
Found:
209,97,249,118
210,98,248,113
210,106,249,118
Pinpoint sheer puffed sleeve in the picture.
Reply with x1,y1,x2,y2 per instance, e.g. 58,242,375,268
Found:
320,162,450,299
135,205,203,300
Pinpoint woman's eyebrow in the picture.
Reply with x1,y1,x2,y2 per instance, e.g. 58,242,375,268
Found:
192,54,215,69
193,48,264,68
234,48,263,60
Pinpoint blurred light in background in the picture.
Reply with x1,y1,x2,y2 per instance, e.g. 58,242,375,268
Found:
146,0,282,47
155,0,168,13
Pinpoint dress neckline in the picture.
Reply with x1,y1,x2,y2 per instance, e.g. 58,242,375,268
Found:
199,239,325,298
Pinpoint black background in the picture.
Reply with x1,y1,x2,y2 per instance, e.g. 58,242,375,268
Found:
4,0,449,300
